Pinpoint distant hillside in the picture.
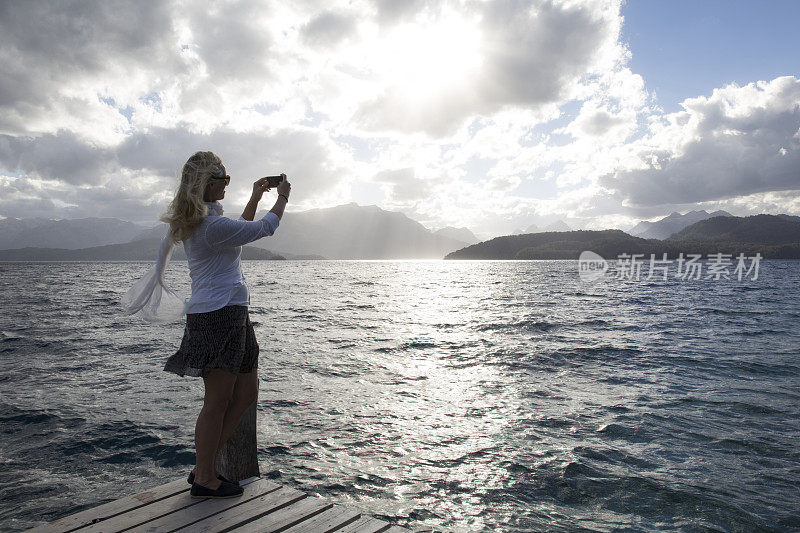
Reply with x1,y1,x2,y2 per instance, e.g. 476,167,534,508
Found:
248,202,467,259
446,230,652,260
127,203,466,259
445,227,800,260
0,238,285,261
433,226,479,245
669,214,800,243
523,220,572,233
543,220,572,232
1,203,466,259
133,223,169,241
522,223,539,233
130,223,325,259
0,217,148,249
629,210,732,240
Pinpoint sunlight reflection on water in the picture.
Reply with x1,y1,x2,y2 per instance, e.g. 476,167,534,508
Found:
1,260,799,531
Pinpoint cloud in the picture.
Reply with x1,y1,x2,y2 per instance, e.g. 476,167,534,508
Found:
561,101,636,140
1,0,797,238
0,176,65,220
0,170,173,222
111,127,355,217
478,0,611,106
117,127,347,201
353,0,622,136
374,0,430,24
1,0,625,141
0,0,180,135
301,9,358,47
601,76,800,207
372,167,432,201
0,131,114,185
184,1,275,82
0,124,351,223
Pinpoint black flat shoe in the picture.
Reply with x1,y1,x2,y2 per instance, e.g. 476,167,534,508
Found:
190,480,244,499
187,471,234,485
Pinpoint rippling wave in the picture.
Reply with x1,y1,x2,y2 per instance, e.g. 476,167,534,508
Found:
1,260,799,531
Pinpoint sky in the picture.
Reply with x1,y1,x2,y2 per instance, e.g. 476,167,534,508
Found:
1,0,799,239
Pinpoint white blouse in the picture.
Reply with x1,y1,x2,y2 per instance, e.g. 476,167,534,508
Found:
121,201,280,322
184,202,280,314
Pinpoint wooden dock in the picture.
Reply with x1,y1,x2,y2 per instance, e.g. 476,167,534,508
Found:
26,476,415,532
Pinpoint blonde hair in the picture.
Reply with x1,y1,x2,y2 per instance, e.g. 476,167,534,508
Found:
160,151,223,243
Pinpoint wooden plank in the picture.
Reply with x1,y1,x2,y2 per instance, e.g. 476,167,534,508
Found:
76,493,201,533
177,485,307,532
334,515,391,533
90,478,280,533
232,496,332,532
27,476,416,533
26,479,189,533
280,504,361,533
126,478,282,533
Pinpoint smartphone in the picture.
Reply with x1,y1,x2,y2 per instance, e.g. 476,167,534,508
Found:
264,175,284,188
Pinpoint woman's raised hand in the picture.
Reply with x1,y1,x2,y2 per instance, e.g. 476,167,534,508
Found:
251,177,271,201
276,174,291,199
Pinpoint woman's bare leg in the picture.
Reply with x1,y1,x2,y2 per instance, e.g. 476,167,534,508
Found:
194,369,237,489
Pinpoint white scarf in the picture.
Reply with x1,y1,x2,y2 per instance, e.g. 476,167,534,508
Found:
120,202,223,323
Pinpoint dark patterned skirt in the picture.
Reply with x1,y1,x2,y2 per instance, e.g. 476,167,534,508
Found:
164,305,259,378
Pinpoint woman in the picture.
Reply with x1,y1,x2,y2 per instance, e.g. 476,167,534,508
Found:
125,151,291,499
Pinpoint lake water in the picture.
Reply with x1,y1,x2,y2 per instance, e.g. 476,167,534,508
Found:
1,260,799,532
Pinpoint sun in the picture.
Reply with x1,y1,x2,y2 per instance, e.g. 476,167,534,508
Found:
370,13,484,100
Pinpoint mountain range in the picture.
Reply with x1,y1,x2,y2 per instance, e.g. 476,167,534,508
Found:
433,226,479,245
669,213,800,244
0,203,470,260
2,207,799,261
525,220,573,233
243,203,468,259
0,217,147,250
0,239,284,261
446,214,800,260
628,210,733,240
512,220,573,235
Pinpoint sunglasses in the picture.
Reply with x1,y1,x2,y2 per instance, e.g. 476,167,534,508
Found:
211,164,230,185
